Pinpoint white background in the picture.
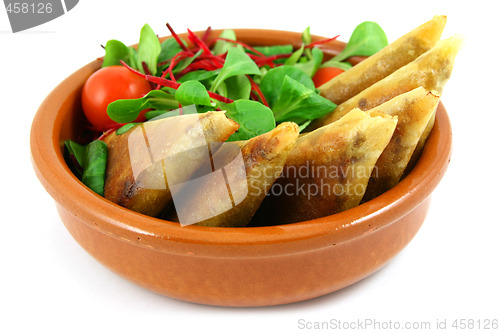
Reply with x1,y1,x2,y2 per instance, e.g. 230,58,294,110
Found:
2,1,499,332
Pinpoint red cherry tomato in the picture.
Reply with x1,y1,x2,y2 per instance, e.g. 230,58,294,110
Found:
81,66,151,131
312,67,344,87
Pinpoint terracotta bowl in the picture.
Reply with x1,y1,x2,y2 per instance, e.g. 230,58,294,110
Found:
30,29,452,307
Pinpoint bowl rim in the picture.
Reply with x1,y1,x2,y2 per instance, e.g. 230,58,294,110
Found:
30,28,452,256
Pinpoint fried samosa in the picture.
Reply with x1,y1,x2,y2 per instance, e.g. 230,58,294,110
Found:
319,15,446,104
362,87,440,201
259,109,397,225
103,112,239,217
403,112,436,176
169,122,299,227
310,35,463,129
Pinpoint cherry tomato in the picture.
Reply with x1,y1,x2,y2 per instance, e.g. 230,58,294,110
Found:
312,67,344,87
81,66,151,131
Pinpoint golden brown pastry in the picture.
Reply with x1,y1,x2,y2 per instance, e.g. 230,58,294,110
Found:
362,87,440,201
170,122,299,227
319,15,446,105
259,109,397,225
403,111,436,176
309,35,463,130
103,112,239,217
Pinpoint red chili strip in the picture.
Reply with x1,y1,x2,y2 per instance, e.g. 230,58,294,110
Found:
207,91,233,104
210,37,266,57
120,60,147,77
305,35,340,48
157,50,193,88
196,53,225,65
158,49,194,67
249,53,292,67
201,26,212,43
250,91,259,101
160,51,191,86
187,29,213,55
141,61,152,76
166,23,189,52
177,54,225,76
144,74,181,89
187,59,221,71
144,74,233,104
247,75,269,107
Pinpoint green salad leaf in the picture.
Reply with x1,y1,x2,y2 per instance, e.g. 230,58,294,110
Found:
217,75,252,101
222,100,276,141
172,49,202,74
254,44,293,56
65,140,86,169
145,110,167,120
102,40,129,67
254,44,294,65
137,23,162,75
175,80,212,107
147,90,179,109
298,120,312,132
284,44,305,66
107,98,148,123
178,69,220,83
145,105,199,120
332,21,388,62
302,26,312,45
320,59,353,70
82,140,108,196
212,29,240,55
270,75,337,124
64,140,87,178
302,26,314,60
127,46,139,69
158,37,186,65
107,90,178,123
260,65,315,108
286,27,316,67
116,123,139,135
293,47,323,77
210,47,262,92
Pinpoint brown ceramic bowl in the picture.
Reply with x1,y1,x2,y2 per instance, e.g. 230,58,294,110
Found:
30,29,452,307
